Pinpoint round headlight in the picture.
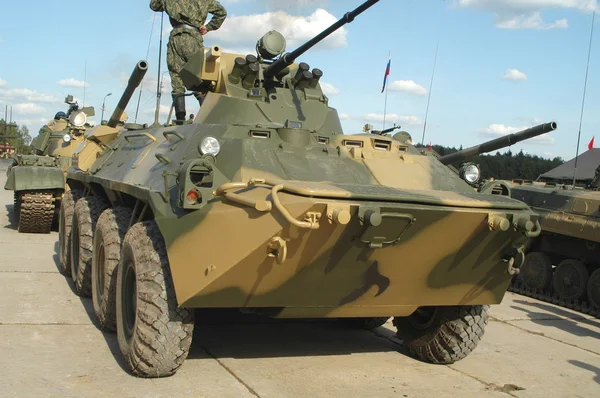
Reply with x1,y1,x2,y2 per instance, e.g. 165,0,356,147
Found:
69,110,87,127
460,163,481,185
63,134,72,143
200,137,221,156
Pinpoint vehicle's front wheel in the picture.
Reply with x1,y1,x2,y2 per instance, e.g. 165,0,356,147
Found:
393,305,488,364
116,221,194,378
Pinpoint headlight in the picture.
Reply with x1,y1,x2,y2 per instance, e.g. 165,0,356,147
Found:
63,134,72,143
199,137,221,156
69,110,87,127
459,163,481,185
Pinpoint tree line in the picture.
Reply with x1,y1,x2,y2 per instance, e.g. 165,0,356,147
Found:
418,144,565,181
0,119,33,155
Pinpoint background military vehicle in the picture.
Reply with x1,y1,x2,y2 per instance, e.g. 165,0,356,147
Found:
59,0,550,377
503,152,600,318
5,96,95,233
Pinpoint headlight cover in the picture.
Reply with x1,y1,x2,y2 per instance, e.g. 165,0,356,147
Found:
199,137,221,156
460,163,481,186
69,110,87,127
63,134,72,143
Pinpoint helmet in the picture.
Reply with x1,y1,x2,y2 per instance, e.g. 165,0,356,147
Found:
54,111,67,120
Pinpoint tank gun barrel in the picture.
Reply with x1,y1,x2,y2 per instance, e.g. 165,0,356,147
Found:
438,122,557,165
107,61,148,128
264,0,380,78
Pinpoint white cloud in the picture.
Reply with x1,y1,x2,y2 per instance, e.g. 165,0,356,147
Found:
208,9,347,50
0,38,4,44
502,68,528,81
0,78,7,87
454,0,596,29
389,80,428,96
338,112,351,120
57,78,89,88
0,88,61,104
363,113,422,125
477,123,555,144
265,0,328,8
320,82,340,95
12,103,47,116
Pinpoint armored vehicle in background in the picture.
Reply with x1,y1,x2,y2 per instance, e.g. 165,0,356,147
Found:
59,0,551,377
5,96,95,233
504,156,600,318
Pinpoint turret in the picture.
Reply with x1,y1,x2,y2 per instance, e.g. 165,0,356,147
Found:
438,122,558,165
107,61,148,128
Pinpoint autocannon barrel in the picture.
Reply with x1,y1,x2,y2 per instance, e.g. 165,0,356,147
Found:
264,0,380,78
107,60,149,128
438,122,558,165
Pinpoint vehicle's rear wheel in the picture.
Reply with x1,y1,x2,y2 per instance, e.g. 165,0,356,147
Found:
117,221,194,377
341,317,390,330
521,252,553,290
59,189,83,276
70,196,109,296
394,305,488,364
92,207,133,332
553,259,589,301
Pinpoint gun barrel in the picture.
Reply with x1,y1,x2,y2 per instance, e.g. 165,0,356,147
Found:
264,0,380,78
438,122,557,165
107,61,149,128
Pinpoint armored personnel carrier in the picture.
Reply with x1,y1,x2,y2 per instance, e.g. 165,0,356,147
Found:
504,159,600,318
59,0,553,377
5,96,94,233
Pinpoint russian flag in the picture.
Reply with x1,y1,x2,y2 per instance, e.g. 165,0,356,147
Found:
381,55,391,93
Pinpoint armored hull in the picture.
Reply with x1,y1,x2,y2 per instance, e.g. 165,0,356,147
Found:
506,180,600,318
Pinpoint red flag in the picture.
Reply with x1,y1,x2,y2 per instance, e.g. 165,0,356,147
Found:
428,141,432,151
589,136,595,150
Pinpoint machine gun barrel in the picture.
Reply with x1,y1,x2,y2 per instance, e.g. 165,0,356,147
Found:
107,60,149,128
264,0,380,78
438,122,557,165
372,125,400,135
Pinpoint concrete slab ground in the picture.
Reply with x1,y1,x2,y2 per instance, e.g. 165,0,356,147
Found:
0,161,598,397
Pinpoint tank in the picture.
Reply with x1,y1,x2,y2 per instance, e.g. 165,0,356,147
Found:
502,159,600,319
4,95,95,233
59,0,551,378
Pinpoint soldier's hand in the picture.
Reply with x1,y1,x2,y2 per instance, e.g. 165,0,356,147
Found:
199,25,208,35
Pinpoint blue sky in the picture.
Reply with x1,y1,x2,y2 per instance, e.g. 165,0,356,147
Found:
0,0,598,161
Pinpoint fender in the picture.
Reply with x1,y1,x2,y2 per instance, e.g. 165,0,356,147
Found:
4,166,65,191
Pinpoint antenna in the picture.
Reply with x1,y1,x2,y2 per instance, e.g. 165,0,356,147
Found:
83,58,87,107
135,12,157,123
153,12,165,127
572,10,595,187
421,41,439,145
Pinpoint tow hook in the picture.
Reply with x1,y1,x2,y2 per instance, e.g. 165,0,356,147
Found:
504,246,525,276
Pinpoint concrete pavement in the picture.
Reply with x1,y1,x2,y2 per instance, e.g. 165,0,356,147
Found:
0,160,598,397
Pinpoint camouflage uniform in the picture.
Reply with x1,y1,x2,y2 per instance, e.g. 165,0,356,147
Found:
149,0,227,121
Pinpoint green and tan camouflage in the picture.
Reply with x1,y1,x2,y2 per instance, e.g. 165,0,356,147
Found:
59,0,557,378
4,96,95,233
504,168,600,318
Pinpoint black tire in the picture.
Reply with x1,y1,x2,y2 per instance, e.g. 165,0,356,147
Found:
341,317,390,330
59,189,83,276
92,207,133,332
116,221,194,378
521,252,553,290
70,196,109,297
587,269,600,309
553,259,589,301
394,305,489,364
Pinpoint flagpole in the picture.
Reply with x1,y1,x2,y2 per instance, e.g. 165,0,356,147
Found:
383,51,390,130
572,10,595,187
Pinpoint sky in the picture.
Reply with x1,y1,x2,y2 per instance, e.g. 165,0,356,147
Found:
0,0,598,161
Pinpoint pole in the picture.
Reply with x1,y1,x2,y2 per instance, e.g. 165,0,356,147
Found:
154,12,165,127
572,10,595,187
421,41,439,145
101,93,112,123
383,51,390,130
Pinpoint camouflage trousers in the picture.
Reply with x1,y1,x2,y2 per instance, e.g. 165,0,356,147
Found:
167,29,204,95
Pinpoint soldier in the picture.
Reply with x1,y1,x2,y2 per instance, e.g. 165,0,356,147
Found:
149,0,227,124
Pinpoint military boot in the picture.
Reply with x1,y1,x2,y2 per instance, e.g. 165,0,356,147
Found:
173,94,186,125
